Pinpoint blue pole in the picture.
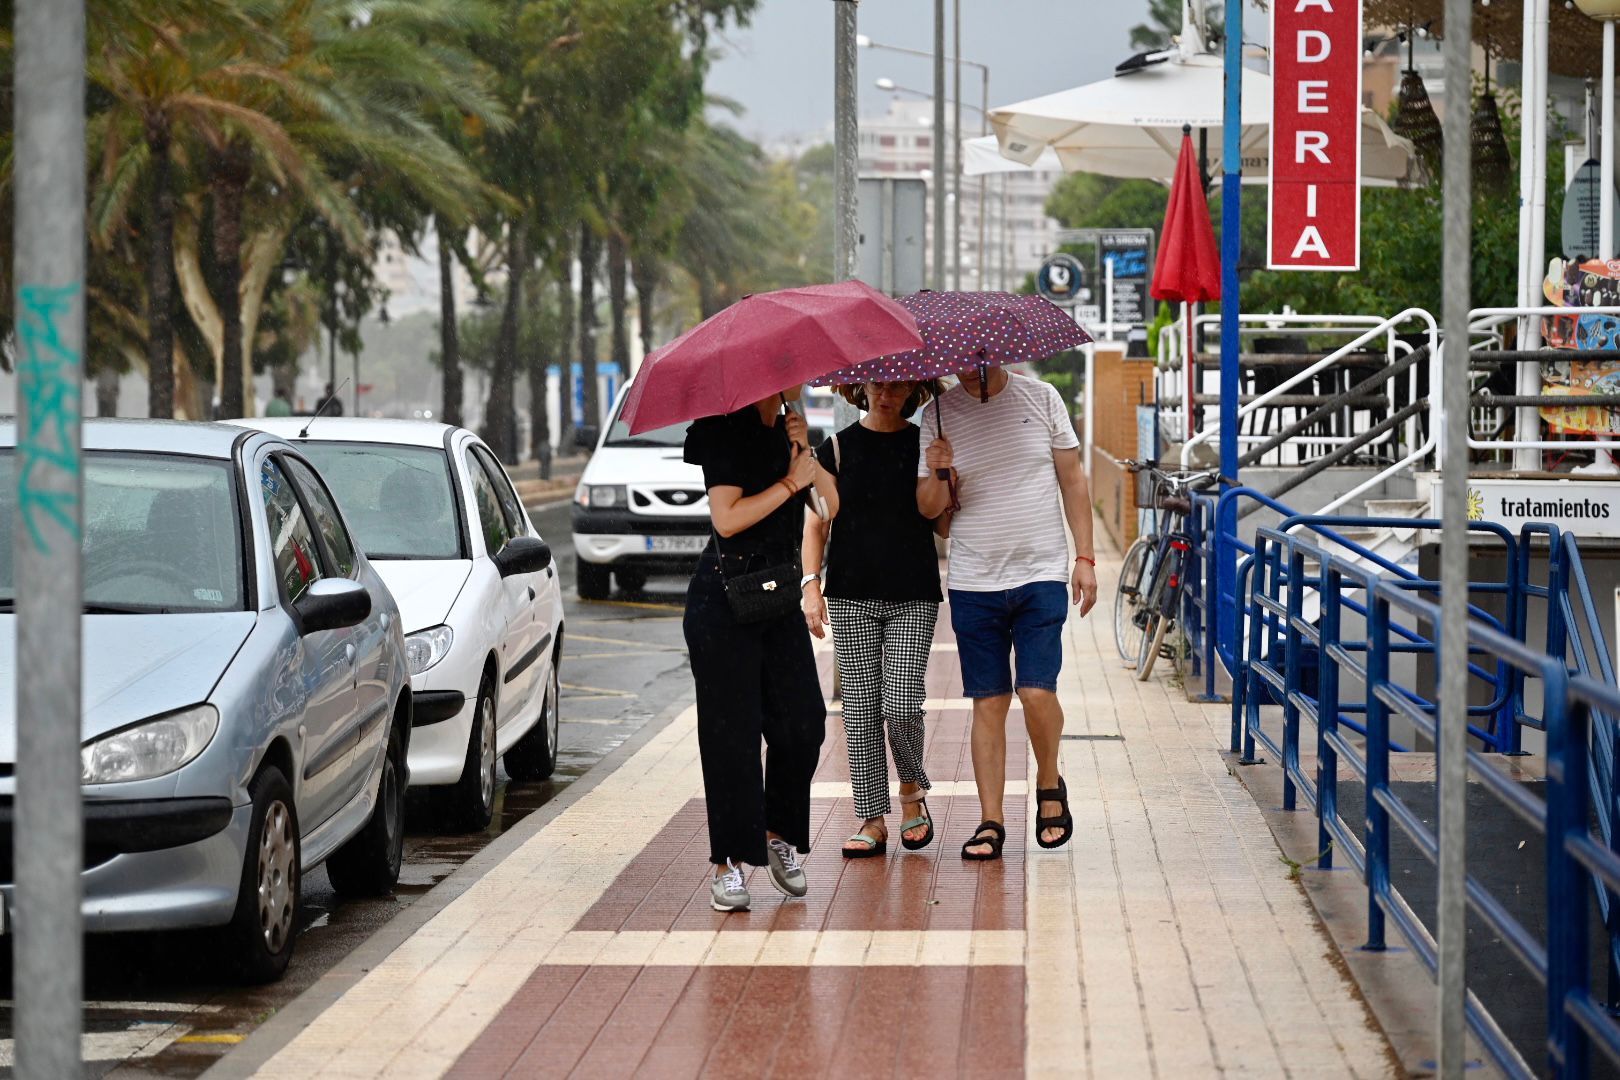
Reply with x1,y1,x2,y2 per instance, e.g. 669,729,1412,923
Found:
1217,0,1244,669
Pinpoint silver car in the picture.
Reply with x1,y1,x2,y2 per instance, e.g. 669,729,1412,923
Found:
0,419,410,982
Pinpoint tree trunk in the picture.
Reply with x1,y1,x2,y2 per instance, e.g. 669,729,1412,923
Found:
578,222,600,428
553,251,575,452
698,272,721,320
527,275,552,478
437,215,464,427
145,116,175,418
487,222,525,463
607,229,630,380
212,143,251,419
95,367,120,417
630,249,658,362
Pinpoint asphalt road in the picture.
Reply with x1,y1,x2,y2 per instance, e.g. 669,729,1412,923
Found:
0,498,695,1079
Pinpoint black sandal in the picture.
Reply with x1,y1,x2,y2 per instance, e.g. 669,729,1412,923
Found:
1035,777,1075,850
961,820,1006,861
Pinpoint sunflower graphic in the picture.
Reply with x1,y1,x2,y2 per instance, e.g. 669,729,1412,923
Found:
1466,488,1485,521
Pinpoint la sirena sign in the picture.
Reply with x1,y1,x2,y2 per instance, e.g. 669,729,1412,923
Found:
1267,0,1362,271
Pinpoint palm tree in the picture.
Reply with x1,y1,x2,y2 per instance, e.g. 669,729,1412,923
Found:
87,0,274,417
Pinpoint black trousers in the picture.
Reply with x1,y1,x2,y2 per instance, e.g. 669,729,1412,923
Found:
684,561,826,867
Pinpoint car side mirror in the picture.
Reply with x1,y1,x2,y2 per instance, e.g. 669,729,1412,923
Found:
574,425,599,450
294,578,371,635
494,535,552,578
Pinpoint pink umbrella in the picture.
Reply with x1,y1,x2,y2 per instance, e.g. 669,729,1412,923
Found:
619,281,922,435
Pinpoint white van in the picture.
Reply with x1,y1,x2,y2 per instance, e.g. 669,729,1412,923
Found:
570,387,710,599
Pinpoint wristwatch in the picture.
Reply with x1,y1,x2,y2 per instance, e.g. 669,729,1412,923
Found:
800,572,821,589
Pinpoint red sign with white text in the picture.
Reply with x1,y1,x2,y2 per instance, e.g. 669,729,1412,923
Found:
1268,0,1362,270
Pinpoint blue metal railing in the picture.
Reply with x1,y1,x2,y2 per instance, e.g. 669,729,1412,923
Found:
1236,523,1620,1077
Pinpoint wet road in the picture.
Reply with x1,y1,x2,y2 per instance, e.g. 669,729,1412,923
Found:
0,498,695,1078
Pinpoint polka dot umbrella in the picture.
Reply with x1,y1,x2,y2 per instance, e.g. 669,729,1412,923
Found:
810,289,1093,477
810,289,1092,388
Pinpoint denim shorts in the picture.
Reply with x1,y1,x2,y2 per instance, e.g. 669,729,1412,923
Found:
948,581,1068,698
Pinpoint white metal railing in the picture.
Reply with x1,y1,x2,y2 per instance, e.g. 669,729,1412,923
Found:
1176,309,1438,473
1156,313,1415,462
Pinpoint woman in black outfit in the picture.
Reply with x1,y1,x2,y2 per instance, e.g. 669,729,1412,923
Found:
683,388,839,912
801,380,944,858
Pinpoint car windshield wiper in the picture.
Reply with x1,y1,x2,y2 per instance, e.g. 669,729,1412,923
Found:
83,602,170,615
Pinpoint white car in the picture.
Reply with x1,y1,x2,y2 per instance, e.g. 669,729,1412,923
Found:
233,418,564,831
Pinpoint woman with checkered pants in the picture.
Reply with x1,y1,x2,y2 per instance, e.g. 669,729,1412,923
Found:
802,379,945,857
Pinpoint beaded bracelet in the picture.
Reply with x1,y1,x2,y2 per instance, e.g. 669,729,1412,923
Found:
1075,554,1096,566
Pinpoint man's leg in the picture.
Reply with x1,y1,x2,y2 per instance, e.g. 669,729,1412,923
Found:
949,589,1015,857
1011,583,1072,847
970,693,1015,849
1018,688,1066,845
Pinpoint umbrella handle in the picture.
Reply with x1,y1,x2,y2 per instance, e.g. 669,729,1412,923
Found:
933,394,950,479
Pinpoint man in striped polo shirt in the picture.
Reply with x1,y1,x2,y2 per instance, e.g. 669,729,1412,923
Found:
917,365,1097,860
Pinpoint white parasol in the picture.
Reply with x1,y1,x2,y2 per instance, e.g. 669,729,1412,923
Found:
984,52,1416,185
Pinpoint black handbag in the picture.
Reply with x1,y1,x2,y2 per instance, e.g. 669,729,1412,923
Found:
713,531,801,624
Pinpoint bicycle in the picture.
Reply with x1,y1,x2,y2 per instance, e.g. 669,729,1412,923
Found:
1113,461,1220,680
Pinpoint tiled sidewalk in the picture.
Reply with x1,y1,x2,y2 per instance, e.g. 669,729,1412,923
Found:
236,547,1395,1079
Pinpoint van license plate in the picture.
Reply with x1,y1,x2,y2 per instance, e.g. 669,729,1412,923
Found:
646,536,706,554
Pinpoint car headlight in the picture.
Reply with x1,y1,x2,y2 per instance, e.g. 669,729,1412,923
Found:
81,704,219,785
405,624,454,675
576,484,627,509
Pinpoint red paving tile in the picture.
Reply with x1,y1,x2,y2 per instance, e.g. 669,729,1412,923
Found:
451,966,1023,1079
573,795,1024,933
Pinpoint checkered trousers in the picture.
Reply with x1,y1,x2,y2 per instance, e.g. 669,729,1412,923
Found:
826,598,939,819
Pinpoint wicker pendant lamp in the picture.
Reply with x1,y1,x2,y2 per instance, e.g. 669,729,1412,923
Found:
1473,52,1512,194
1393,68,1445,178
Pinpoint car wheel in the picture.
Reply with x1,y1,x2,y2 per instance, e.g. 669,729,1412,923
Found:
443,676,497,832
614,570,647,593
223,764,300,984
326,719,406,897
577,560,611,600
505,653,559,781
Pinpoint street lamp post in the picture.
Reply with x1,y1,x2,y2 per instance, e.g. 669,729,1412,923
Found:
932,0,945,290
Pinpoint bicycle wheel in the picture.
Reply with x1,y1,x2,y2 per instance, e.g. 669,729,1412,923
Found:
1136,609,1172,681
1135,547,1182,681
1113,536,1156,662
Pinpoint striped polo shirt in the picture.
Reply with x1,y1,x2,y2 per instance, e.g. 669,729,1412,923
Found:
917,374,1080,592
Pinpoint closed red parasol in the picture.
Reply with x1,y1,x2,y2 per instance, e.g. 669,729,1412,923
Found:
1152,129,1221,440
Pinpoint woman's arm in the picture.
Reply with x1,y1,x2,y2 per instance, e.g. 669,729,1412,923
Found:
800,505,830,638
808,453,839,520
708,481,797,538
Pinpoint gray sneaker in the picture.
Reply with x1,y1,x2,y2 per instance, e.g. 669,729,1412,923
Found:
766,839,808,898
710,860,750,912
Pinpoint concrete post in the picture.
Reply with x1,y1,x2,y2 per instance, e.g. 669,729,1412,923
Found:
933,0,945,290
12,0,86,1074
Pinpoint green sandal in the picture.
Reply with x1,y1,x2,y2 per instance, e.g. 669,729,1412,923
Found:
898,791,934,851
842,820,888,859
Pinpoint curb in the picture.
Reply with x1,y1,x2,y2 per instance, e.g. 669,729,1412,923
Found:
201,690,696,1080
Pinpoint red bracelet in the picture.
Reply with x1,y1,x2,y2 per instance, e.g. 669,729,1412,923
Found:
1075,554,1095,566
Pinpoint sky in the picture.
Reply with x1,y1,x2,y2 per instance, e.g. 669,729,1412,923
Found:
705,0,1152,148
